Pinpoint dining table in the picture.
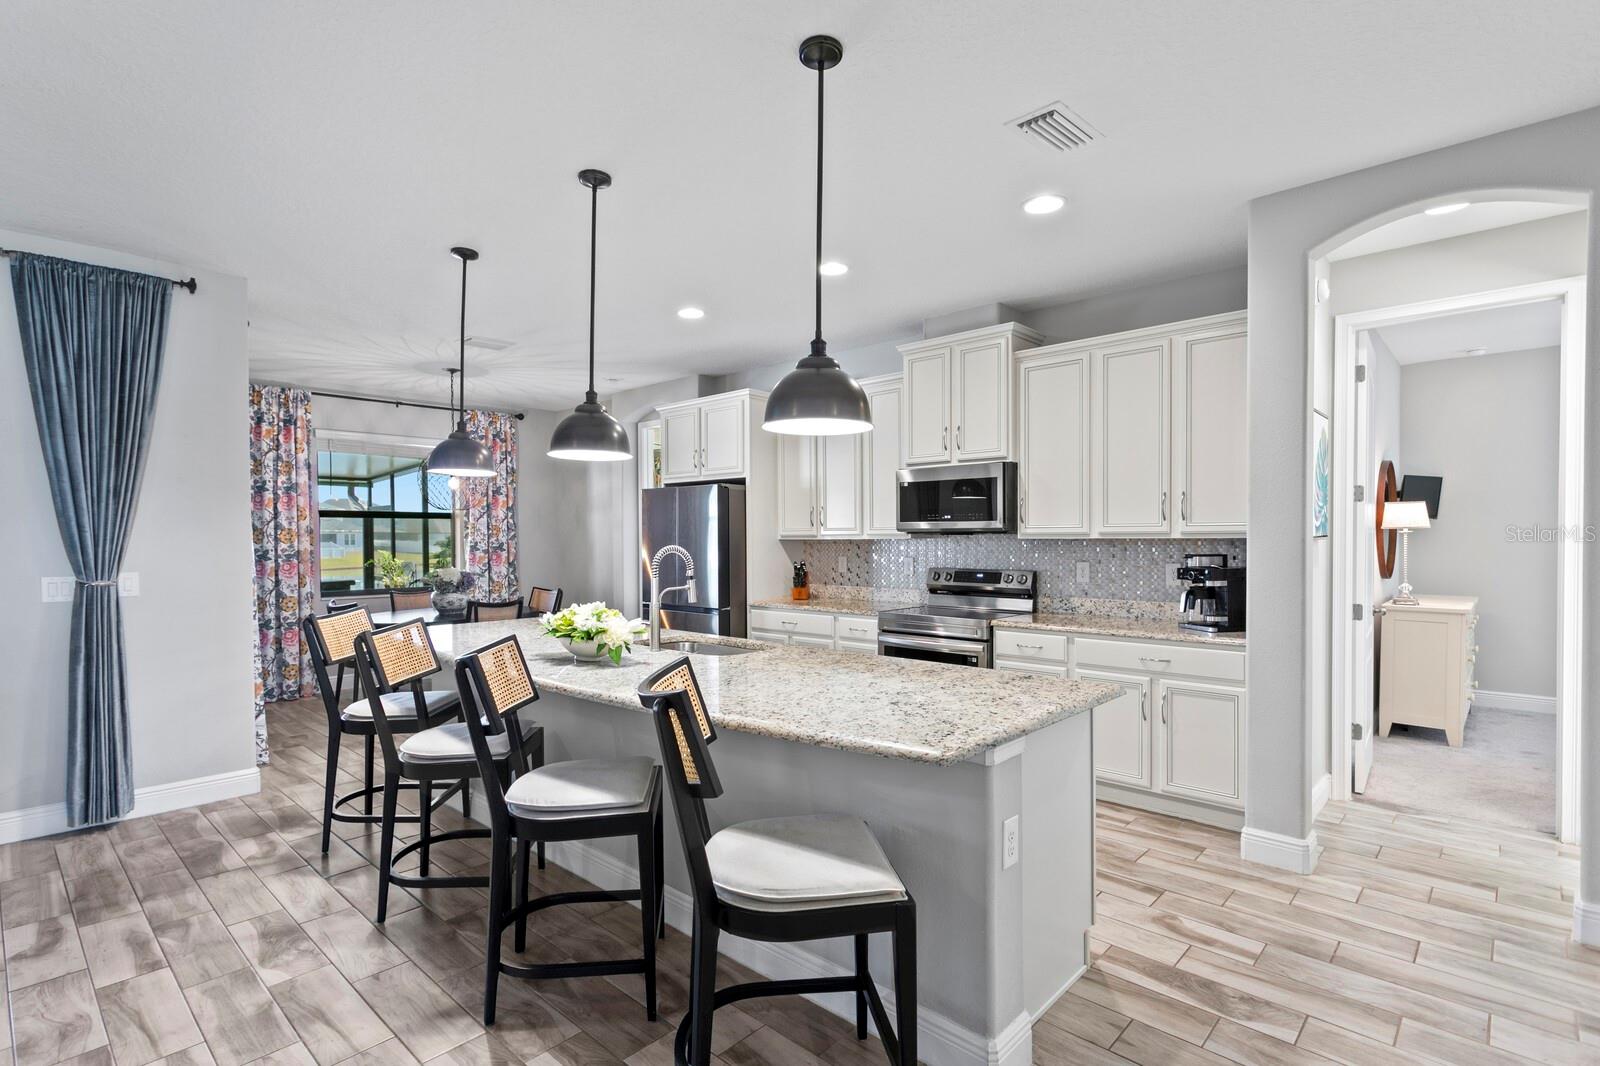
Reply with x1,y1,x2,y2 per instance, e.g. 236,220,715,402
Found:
369,607,461,627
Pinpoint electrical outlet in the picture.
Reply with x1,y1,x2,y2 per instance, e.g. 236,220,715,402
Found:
117,572,140,597
1002,815,1020,869
41,577,75,603
1075,561,1090,584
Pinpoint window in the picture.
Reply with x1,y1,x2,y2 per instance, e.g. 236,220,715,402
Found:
317,449,458,594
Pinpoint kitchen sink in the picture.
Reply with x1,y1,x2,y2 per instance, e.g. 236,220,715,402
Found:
661,640,758,657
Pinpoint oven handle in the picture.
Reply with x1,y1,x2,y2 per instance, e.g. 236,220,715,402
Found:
876,631,989,656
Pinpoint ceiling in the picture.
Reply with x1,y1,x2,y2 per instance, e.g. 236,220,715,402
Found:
1327,201,1584,261
5,2,1600,411
1375,299,1563,365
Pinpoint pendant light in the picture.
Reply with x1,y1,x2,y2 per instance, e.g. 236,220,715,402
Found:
762,35,872,436
426,247,495,478
549,169,632,462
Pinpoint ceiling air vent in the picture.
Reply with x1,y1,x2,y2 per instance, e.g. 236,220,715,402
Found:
1009,102,1100,153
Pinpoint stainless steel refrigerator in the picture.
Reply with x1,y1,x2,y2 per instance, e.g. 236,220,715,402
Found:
640,483,747,637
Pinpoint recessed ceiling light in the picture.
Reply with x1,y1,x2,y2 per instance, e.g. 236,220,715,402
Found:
1023,193,1066,215
676,306,705,320
1465,346,1489,357
818,260,849,277
1424,202,1471,216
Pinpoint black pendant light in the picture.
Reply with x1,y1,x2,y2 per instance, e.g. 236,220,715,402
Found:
763,35,872,437
549,169,632,462
427,247,495,478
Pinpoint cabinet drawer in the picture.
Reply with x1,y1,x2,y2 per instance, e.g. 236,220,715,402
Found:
1075,637,1244,683
834,615,879,643
994,629,1069,662
749,608,834,639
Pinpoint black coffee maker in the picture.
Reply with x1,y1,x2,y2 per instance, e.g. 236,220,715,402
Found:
1176,553,1246,634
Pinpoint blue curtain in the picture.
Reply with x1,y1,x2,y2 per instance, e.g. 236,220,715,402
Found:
11,252,173,827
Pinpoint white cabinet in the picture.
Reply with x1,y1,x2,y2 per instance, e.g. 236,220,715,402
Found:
898,324,1042,467
1018,351,1091,536
1378,596,1478,748
1079,668,1152,791
834,615,879,654
1094,338,1171,535
776,435,863,539
1172,323,1248,535
861,375,905,537
657,391,760,483
1156,679,1245,808
777,435,819,537
638,419,664,490
749,607,878,653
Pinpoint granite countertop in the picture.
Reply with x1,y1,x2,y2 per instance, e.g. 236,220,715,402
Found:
431,621,1117,766
995,612,1247,647
749,588,923,615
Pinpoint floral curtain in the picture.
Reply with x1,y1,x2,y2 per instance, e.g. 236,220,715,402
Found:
249,385,317,756
463,409,518,600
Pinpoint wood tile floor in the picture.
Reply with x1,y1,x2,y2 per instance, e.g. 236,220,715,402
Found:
0,697,1589,1066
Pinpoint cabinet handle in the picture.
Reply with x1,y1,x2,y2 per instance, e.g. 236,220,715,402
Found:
780,619,799,627
1161,691,1169,724
957,425,963,450
1160,491,1167,521
1140,690,1148,721
942,426,948,450
820,505,826,526
1016,642,1044,650
1180,491,1188,522
809,506,815,527
1138,656,1172,666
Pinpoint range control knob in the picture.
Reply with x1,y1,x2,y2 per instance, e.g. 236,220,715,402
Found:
943,571,954,581
1018,574,1029,585
1003,574,1014,583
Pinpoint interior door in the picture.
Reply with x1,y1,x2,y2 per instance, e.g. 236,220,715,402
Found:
903,347,952,465
953,339,1007,460
1352,332,1377,793
1094,339,1171,535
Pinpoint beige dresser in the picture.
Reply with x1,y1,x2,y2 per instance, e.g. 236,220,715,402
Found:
1378,595,1479,747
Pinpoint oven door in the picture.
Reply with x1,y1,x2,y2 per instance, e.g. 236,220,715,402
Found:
876,631,992,668
896,461,1016,534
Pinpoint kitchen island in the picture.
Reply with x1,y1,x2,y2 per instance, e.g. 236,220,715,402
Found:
431,621,1115,1066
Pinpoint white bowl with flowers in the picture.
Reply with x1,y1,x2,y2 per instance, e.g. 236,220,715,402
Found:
539,601,647,664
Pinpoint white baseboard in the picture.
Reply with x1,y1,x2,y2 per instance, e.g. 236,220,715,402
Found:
1471,690,1556,714
544,836,1034,1066
1575,897,1600,947
1240,825,1319,874
1311,773,1331,818
0,767,261,845
1095,782,1244,831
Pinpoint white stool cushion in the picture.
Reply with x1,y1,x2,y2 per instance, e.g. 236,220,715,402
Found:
399,722,511,764
705,814,906,913
343,689,458,722
504,757,655,816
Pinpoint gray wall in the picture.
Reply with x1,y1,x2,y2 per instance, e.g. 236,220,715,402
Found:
1244,101,1597,894
1,229,256,820
1400,347,1559,698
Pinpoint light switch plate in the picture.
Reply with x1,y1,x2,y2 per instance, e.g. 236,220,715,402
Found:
1002,815,1020,869
41,577,75,603
117,572,140,597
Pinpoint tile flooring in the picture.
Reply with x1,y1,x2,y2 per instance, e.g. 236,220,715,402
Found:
0,696,1591,1066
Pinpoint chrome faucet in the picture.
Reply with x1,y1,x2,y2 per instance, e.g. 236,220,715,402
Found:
649,544,697,650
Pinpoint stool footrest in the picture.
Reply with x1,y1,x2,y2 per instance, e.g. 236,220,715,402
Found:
387,828,493,890
674,975,899,1066
499,957,645,981
331,784,422,827
502,888,639,927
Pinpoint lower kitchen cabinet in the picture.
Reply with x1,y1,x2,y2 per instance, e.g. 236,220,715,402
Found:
1078,668,1152,791
749,607,878,653
1156,678,1244,808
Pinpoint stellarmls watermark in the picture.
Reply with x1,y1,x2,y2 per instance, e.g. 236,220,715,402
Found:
1505,524,1596,542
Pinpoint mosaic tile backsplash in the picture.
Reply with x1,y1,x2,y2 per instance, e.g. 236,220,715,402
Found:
797,536,1247,612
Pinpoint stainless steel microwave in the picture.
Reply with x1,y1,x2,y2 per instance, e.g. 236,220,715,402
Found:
895,461,1017,535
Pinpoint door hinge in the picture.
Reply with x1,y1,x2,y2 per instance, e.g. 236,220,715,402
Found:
1355,364,1367,383
1353,484,1366,502
1352,603,1364,621
1352,722,1364,741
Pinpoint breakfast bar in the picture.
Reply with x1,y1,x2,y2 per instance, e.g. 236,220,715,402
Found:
433,620,1116,1066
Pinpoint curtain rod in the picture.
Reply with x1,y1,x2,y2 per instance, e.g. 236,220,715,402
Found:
0,247,198,293
311,389,525,421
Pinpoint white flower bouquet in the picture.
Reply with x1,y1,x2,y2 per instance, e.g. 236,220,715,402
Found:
540,601,647,664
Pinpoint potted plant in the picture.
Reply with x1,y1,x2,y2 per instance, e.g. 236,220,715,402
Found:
539,601,647,664
373,549,418,590
424,567,472,619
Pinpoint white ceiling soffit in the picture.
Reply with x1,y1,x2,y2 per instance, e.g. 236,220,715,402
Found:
1328,201,1585,262
1374,299,1563,365
6,3,1600,408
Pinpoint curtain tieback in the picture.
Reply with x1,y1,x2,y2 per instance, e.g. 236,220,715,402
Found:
78,579,118,587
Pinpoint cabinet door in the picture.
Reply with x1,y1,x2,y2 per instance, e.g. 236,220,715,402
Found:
1094,340,1171,535
995,660,1070,679
1174,324,1247,535
776,436,819,538
902,347,952,465
697,394,747,478
864,381,904,537
1078,668,1152,791
791,633,834,648
953,338,1010,461
818,434,863,537
637,419,664,490
661,407,701,482
1018,353,1091,536
1157,679,1244,809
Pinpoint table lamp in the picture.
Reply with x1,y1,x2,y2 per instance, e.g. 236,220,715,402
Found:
1381,500,1431,605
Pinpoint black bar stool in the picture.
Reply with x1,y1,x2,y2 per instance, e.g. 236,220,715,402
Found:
454,635,665,1024
351,621,544,922
303,607,462,855
637,658,917,1066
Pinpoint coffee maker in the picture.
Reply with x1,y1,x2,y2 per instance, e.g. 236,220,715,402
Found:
1176,553,1246,634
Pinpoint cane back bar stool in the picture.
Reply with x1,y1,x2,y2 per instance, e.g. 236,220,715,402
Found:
303,607,462,855
637,658,917,1066
526,586,563,616
352,620,545,923
454,635,665,1025
468,599,525,622
389,587,434,612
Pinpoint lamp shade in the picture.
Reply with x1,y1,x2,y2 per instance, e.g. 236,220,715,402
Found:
547,400,631,462
427,425,494,478
1381,500,1431,530
762,353,873,436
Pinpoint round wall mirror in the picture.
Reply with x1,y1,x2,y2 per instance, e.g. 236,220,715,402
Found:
1375,460,1400,579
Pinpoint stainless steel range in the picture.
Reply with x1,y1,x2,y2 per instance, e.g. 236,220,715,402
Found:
876,568,1036,668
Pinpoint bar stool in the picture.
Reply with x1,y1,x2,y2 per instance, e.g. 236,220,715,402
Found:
303,607,462,855
323,599,363,701
468,599,525,621
526,586,563,616
453,635,665,1024
637,658,916,1066
351,621,544,922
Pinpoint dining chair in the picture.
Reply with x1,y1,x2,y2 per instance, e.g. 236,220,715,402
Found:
526,586,563,616
637,657,916,1066
323,599,365,700
389,588,433,612
469,599,525,622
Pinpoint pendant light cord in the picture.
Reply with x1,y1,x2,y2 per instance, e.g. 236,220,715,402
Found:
457,254,468,425
814,59,825,346
587,180,599,403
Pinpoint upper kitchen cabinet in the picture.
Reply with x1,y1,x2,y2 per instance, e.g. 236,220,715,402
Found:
656,389,766,483
1094,336,1172,536
638,418,664,490
1017,350,1091,536
898,323,1043,466
776,433,863,538
1171,319,1248,536
861,374,905,537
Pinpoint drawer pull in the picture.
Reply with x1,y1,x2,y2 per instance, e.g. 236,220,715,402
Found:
780,620,799,627
1016,642,1044,651
1138,656,1173,665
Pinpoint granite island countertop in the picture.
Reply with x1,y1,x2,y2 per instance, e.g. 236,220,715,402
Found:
994,612,1247,647
430,620,1118,765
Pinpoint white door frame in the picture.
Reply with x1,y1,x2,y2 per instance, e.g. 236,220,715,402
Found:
1329,276,1587,843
